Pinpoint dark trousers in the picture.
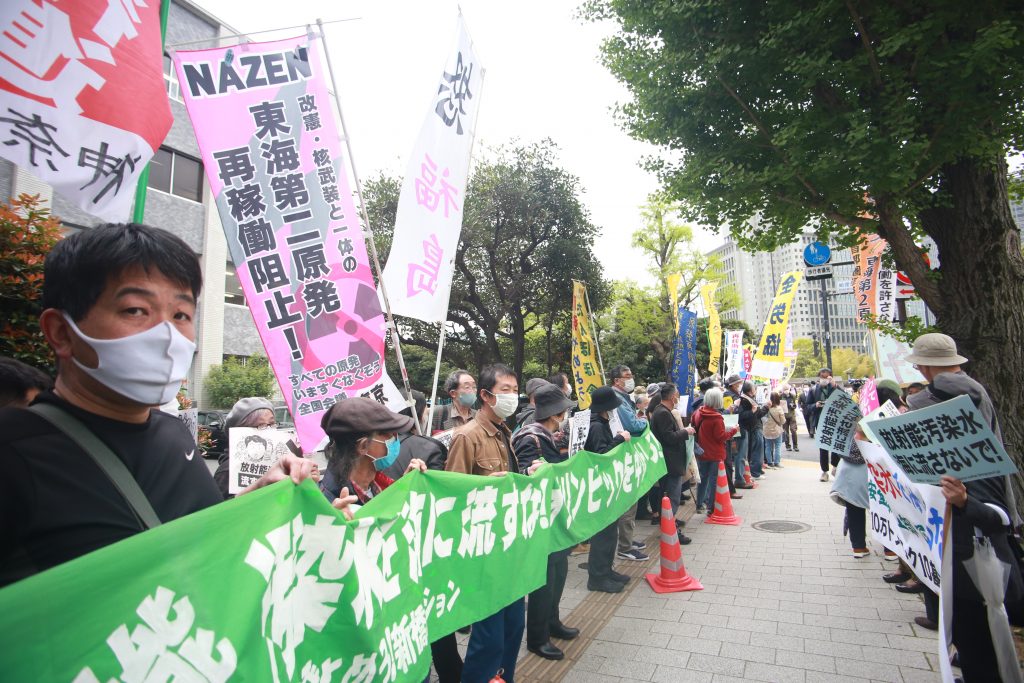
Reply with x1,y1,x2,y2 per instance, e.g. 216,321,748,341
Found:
461,598,526,683
724,441,738,494
527,550,570,647
783,416,798,448
587,521,618,580
431,632,463,683
844,501,866,549
954,598,1008,682
820,449,841,472
747,430,765,477
660,474,684,519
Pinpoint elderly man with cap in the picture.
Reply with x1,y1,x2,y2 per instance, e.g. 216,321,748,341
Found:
213,397,306,499
512,384,579,661
902,333,1023,682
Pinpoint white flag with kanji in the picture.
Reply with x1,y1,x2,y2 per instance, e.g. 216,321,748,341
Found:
0,0,172,221
380,15,484,323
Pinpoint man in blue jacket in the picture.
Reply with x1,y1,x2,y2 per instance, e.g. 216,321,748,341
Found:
609,365,649,561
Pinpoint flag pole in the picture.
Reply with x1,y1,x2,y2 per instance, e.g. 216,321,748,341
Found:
424,322,448,436
315,19,421,432
581,281,606,384
131,0,172,223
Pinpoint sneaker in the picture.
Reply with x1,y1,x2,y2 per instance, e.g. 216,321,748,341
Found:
587,578,624,593
853,548,871,558
609,570,630,583
677,532,693,545
696,505,708,514
775,463,784,468
752,474,764,480
649,516,661,525
631,540,646,551
883,550,899,562
820,472,830,482
616,548,649,562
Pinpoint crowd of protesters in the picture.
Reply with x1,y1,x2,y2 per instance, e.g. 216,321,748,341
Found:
0,223,1019,682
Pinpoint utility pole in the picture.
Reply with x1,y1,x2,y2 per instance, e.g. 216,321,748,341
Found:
820,277,833,371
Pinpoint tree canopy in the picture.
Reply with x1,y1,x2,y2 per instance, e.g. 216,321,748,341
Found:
589,0,1024,485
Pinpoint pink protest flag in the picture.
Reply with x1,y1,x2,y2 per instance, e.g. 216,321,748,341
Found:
173,36,402,451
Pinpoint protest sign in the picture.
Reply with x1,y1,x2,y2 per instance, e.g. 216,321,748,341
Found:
860,399,901,445
228,427,296,494
725,330,744,378
569,409,592,456
873,331,926,385
869,394,1017,485
570,281,603,409
723,413,740,437
859,378,880,415
380,17,483,323
815,390,861,456
755,385,770,406
608,409,624,436
433,428,456,450
751,271,803,380
700,282,722,374
0,429,666,682
671,307,698,398
174,36,403,452
860,440,945,592
0,0,172,221
177,408,199,445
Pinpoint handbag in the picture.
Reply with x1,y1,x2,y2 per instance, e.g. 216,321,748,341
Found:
692,415,705,457
30,403,161,530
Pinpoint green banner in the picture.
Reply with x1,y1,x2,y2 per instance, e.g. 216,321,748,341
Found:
0,429,665,682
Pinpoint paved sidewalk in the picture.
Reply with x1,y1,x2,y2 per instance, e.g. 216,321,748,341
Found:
517,458,942,683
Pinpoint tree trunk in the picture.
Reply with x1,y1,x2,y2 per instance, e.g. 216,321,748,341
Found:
511,313,526,380
917,156,1024,517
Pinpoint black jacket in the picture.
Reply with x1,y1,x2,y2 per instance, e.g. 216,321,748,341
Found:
737,395,768,432
511,422,564,473
382,433,448,480
584,412,625,455
650,404,690,476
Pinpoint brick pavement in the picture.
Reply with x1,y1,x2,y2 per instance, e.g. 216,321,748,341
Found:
527,458,943,683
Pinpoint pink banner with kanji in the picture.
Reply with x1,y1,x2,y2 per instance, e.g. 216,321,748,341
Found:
173,36,402,451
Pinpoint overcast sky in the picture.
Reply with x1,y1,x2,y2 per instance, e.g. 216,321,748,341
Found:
189,0,727,286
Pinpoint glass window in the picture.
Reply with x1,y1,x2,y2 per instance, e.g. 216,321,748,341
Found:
225,262,245,305
163,53,180,100
172,153,203,202
148,147,203,202
147,147,172,193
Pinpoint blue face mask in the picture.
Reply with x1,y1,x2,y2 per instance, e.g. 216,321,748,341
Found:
370,436,401,471
457,391,477,407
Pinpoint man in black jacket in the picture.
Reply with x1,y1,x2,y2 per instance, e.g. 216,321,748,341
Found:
649,383,696,544
811,368,838,482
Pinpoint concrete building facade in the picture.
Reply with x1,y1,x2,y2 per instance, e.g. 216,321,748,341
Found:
0,0,265,408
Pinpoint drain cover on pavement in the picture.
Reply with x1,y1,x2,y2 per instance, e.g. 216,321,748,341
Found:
752,520,812,533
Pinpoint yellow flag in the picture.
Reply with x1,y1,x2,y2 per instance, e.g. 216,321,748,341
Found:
751,271,804,380
700,282,721,374
667,273,681,332
571,281,603,409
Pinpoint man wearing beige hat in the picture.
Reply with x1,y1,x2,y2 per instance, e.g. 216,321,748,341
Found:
903,332,1023,682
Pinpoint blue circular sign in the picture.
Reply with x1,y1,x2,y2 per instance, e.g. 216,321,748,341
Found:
803,241,832,267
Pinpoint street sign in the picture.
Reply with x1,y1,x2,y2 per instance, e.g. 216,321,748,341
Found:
805,264,834,281
803,241,832,267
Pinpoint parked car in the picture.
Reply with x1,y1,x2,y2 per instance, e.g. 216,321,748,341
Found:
197,409,228,458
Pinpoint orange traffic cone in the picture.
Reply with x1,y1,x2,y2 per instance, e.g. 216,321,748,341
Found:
645,496,703,593
744,463,759,489
706,461,743,526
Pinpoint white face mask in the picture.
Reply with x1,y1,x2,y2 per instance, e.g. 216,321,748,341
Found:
64,314,196,406
490,392,519,419
622,378,636,393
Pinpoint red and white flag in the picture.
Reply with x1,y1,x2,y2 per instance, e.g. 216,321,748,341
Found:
0,0,171,220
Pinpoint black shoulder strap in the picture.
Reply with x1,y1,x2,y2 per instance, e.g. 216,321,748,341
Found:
29,403,161,530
